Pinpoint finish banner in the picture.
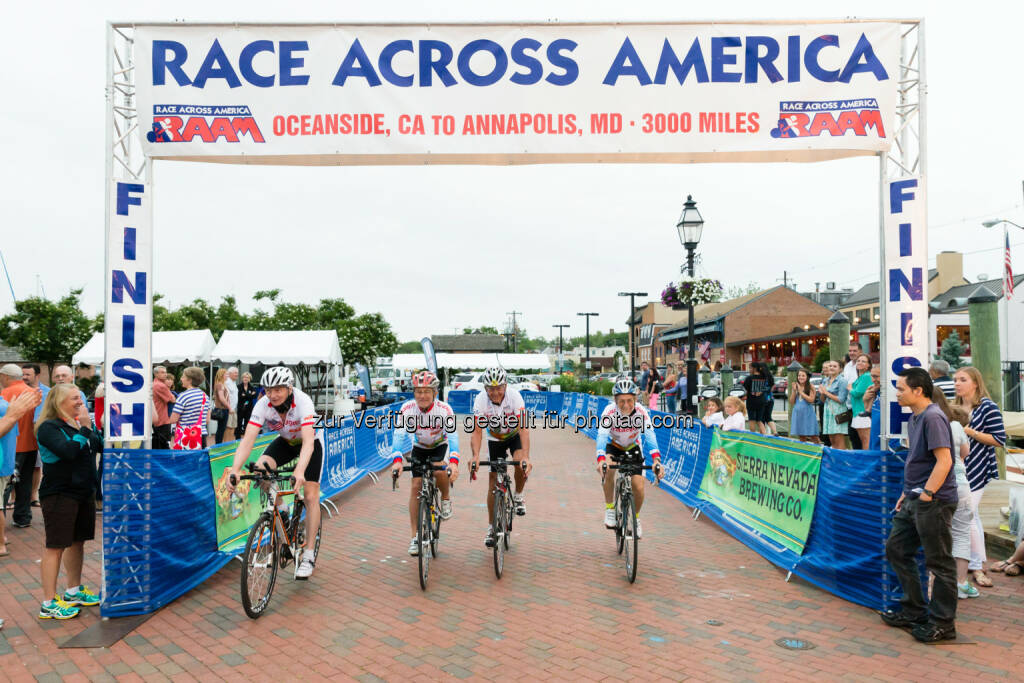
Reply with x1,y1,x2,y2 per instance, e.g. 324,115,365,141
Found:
697,430,822,554
134,22,899,165
104,180,153,442
883,176,927,440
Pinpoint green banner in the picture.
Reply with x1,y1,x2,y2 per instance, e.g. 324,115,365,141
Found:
209,435,286,552
697,430,822,554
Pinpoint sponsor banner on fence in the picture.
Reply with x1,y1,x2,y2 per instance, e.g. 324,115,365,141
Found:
209,435,279,552
104,180,153,441
135,22,898,164
697,430,822,554
883,175,927,440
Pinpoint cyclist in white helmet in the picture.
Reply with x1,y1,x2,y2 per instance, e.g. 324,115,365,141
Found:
469,367,533,548
390,370,460,556
227,366,322,579
595,377,663,539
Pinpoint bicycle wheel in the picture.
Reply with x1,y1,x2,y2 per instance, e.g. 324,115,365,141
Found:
293,500,323,577
418,494,431,590
493,491,505,579
240,513,279,619
430,486,441,557
503,485,513,551
622,494,638,584
615,484,625,555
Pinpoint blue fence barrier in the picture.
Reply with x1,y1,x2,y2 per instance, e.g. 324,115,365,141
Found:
517,390,902,612
102,390,902,617
101,401,403,618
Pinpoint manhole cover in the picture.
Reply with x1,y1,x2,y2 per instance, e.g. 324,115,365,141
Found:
706,619,724,626
775,638,816,651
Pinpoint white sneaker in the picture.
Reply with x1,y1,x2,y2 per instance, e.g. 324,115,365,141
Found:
408,538,420,556
441,499,453,520
636,519,643,539
604,508,617,528
484,525,496,548
295,551,315,580
513,494,526,516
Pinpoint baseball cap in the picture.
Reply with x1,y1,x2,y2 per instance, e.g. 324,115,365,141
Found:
0,364,22,378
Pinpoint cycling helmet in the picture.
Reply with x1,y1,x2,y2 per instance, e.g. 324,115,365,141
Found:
261,366,295,388
613,378,639,396
411,370,440,390
481,367,507,387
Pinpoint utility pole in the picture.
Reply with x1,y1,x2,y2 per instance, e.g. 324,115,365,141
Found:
552,324,570,374
618,291,647,381
777,271,793,290
577,312,599,380
507,310,521,353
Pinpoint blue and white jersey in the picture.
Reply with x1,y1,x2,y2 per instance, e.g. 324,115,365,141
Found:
390,399,460,462
595,404,660,461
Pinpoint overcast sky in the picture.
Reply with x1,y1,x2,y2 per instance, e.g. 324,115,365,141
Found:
2,1,1021,344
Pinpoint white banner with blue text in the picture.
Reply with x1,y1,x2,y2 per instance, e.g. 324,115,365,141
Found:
883,176,928,440
104,180,153,442
134,22,900,165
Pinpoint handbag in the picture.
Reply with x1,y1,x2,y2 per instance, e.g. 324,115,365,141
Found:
211,407,228,421
835,409,853,425
173,391,207,450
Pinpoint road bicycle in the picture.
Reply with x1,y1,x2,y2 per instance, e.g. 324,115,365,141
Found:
392,459,449,590
233,463,322,618
603,459,657,584
472,459,525,579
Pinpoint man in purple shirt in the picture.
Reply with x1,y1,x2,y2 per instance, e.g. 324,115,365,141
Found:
881,367,958,643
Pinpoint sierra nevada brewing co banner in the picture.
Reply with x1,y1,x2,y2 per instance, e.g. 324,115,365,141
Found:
698,430,822,554
134,22,899,165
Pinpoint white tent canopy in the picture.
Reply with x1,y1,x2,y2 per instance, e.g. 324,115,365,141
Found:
211,330,343,365
72,329,216,366
391,353,549,371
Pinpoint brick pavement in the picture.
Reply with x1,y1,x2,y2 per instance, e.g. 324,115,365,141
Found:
2,423,1023,681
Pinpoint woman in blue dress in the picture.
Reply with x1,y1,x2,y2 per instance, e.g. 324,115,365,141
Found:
788,368,820,443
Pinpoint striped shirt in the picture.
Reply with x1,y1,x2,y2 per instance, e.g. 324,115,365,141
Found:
933,375,955,401
965,397,1005,491
171,388,210,436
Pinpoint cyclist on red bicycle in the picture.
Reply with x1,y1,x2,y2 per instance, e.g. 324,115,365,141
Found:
227,366,321,579
389,371,460,556
469,367,533,548
596,378,664,539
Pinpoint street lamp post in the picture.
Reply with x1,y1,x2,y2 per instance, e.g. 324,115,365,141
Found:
577,312,599,380
618,291,647,381
552,323,569,374
676,195,705,415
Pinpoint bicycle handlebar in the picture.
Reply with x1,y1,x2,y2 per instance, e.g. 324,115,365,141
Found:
391,462,450,490
473,460,525,468
230,463,297,487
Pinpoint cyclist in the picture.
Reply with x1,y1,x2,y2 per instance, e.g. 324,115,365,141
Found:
227,366,321,580
596,378,664,539
469,367,533,548
389,371,460,556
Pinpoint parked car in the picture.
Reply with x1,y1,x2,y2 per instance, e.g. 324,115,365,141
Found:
452,371,484,391
772,377,788,397
509,375,539,392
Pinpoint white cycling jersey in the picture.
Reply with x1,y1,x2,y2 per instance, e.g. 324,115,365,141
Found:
390,399,460,462
595,403,661,461
472,386,526,442
247,389,317,444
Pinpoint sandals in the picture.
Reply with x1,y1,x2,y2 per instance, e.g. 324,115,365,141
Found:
972,570,994,587
990,560,1022,577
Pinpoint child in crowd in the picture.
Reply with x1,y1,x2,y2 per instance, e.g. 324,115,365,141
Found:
722,396,747,432
932,388,978,599
702,397,725,428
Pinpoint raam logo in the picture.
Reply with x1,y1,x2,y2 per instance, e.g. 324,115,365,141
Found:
146,104,265,143
770,98,885,139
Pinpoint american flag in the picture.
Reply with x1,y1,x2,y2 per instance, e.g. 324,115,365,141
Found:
1006,230,1015,300
698,340,712,360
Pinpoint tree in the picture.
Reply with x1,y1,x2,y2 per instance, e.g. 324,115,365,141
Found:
724,281,762,301
397,340,422,353
811,344,831,373
0,289,96,374
938,332,966,370
462,326,500,335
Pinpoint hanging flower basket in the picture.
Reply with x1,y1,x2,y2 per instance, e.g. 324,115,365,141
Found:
662,277,723,310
